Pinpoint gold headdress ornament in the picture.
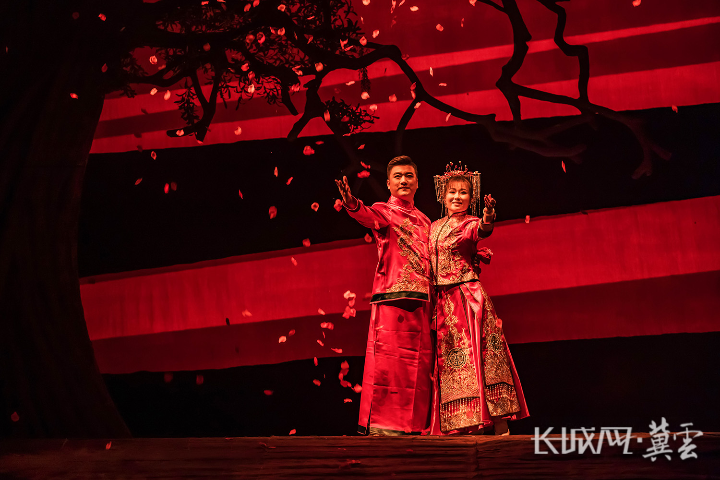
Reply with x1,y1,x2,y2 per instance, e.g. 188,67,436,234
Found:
433,162,481,217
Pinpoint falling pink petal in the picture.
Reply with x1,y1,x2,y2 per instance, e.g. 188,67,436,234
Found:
234,126,242,135
273,167,278,177
288,329,296,336
358,170,370,178
364,234,372,243
98,13,106,21
317,339,325,347
429,67,434,76
561,161,566,173
291,257,298,266
410,82,416,91
101,63,108,73
303,145,315,155
368,105,378,113
149,88,158,96
353,384,363,393
302,238,311,247
278,27,286,36
318,308,326,315
388,94,397,102
445,112,451,122
410,5,418,11
10,412,19,422
289,429,296,435
469,0,477,5
316,140,324,145
164,183,169,194
671,105,678,113
362,0,370,4
414,102,421,109
344,398,353,403
70,93,78,99
341,361,350,371
322,331,326,339
632,0,641,6
324,111,331,122
372,29,380,38
436,24,444,31
149,55,158,64
170,181,177,191
264,390,273,395
176,129,184,137
311,202,319,211
278,4,286,11
334,199,343,212
496,318,502,328
286,177,293,185
106,442,112,450
278,336,287,343
314,357,318,366
342,306,356,319
340,380,352,388
163,90,171,100
135,178,143,185
321,322,335,330
461,18,465,27
238,190,243,199
361,92,370,100
315,62,324,72
269,206,277,219
196,374,204,385
242,309,253,317
313,379,321,386
344,290,357,301
525,215,530,224
345,80,356,86
164,372,173,383
359,36,367,46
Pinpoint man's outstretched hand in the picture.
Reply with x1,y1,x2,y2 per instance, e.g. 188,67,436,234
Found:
335,176,358,210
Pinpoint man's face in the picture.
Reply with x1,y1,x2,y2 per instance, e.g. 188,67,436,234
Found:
387,165,418,201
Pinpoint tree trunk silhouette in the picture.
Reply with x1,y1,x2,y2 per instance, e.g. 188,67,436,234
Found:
0,3,129,438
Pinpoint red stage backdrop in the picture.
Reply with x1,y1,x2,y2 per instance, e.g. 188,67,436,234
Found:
91,0,720,153
83,196,720,374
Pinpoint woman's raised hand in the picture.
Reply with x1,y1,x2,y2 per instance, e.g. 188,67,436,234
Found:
484,194,496,213
335,176,357,209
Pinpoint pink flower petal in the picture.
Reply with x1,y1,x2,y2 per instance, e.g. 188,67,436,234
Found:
98,13,106,21
163,90,171,100
364,233,372,243
368,104,377,113
344,398,352,403
70,93,78,99
278,4,286,11
561,161,566,173
445,112,451,122
291,257,297,266
303,145,315,155
273,167,278,177
343,290,357,301
238,190,243,199
361,92,370,100
632,0,641,6
318,308,326,315
321,322,335,330
353,384,363,393
317,339,325,346
286,177,293,185
436,24,444,31
362,0,370,4
135,178,143,185
359,36,367,46
334,199,343,211
324,110,331,122
264,390,273,395
164,183,169,194
372,29,380,38
345,80,355,86
302,238,311,247
340,380,351,388
313,379,321,386
170,181,177,191
357,170,370,178
469,0,477,5
101,64,108,73
150,88,158,96
429,67,434,76
149,55,158,64
525,215,530,224
242,309,252,317
315,62,324,72
278,336,287,343
269,206,277,219
289,429,296,435
439,83,447,87
410,5,418,11
106,442,112,450
314,357,318,366
672,105,678,113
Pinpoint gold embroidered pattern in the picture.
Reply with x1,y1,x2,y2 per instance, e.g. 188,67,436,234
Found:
430,217,478,286
439,292,482,432
478,284,520,417
387,218,429,294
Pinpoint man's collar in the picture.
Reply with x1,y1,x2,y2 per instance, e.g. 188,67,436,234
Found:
388,195,414,208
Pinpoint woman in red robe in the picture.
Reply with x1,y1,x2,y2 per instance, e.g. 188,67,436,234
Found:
427,166,529,435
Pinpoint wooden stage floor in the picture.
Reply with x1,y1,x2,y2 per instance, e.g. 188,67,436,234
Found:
1,434,718,479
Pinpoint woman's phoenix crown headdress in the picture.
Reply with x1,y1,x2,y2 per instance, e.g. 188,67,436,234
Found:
433,162,481,216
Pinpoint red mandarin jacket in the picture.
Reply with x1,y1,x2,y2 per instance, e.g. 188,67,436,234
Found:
345,195,431,303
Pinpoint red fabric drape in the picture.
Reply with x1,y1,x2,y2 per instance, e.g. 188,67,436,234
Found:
84,196,720,373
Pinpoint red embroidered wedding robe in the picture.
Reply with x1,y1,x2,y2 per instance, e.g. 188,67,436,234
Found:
428,212,529,434
345,195,433,435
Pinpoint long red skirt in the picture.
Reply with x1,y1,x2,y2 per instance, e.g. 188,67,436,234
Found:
428,281,529,435
357,299,433,435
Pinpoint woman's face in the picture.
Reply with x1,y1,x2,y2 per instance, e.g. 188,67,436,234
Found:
444,180,471,214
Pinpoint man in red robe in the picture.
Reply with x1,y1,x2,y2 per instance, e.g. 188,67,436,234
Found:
335,155,433,435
